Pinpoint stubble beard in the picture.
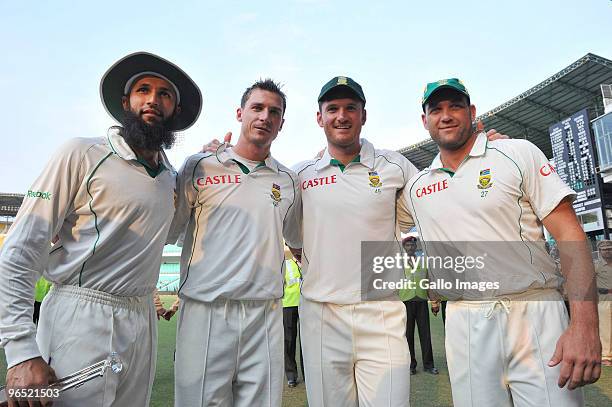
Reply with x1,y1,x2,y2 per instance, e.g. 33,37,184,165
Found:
434,124,473,152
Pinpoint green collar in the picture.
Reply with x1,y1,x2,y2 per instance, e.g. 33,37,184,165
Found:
231,159,266,175
135,156,166,178
330,155,360,172
440,168,455,177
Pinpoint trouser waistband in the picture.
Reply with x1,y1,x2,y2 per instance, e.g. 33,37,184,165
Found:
48,284,152,311
450,288,562,319
451,288,561,307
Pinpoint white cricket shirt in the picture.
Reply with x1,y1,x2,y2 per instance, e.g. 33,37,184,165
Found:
404,133,576,296
294,138,418,304
167,145,301,302
0,128,176,367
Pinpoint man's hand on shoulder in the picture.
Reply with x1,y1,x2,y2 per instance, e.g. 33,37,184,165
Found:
474,120,509,141
201,132,233,153
6,357,57,406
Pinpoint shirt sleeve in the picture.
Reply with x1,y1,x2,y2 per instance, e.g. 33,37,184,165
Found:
515,140,576,220
0,138,87,368
396,156,419,232
166,155,202,245
396,190,415,232
282,171,303,249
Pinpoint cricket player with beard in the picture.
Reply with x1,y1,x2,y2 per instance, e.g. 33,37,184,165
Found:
0,52,202,406
167,79,301,407
405,78,600,406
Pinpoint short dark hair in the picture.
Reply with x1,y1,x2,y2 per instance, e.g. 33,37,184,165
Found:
241,78,287,114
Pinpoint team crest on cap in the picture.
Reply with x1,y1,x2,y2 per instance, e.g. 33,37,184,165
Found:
270,183,281,206
337,76,348,85
477,168,492,189
368,171,382,194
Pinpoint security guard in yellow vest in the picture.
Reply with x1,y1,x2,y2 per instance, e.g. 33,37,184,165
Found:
33,277,52,324
283,255,304,387
398,236,438,375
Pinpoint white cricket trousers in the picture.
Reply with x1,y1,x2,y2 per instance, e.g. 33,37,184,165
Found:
446,289,584,407
299,298,411,407
37,284,157,407
174,298,283,407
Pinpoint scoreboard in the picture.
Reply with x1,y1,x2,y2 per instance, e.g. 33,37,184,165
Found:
549,109,603,231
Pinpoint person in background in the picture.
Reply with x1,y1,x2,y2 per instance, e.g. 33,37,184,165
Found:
283,247,304,387
595,240,612,366
33,277,52,324
399,236,438,375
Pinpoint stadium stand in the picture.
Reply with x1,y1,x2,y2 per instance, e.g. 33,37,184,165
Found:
399,53,612,169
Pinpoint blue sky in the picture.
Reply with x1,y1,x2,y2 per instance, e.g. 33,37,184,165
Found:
1,0,611,192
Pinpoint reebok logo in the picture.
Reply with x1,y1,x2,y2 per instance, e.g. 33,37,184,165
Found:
27,190,52,200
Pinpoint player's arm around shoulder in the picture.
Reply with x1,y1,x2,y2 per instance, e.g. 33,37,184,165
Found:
180,152,214,190
279,164,303,250
166,153,211,245
376,149,419,187
286,160,313,254
278,163,300,203
291,158,317,179
377,150,419,232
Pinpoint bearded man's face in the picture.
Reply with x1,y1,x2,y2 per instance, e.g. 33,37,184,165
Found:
120,75,180,151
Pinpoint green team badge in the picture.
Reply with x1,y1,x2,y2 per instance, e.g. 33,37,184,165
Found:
368,171,382,187
477,168,492,189
270,183,281,206
368,171,382,194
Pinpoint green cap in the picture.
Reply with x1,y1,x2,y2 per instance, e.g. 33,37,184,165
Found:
318,76,366,105
421,78,470,109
